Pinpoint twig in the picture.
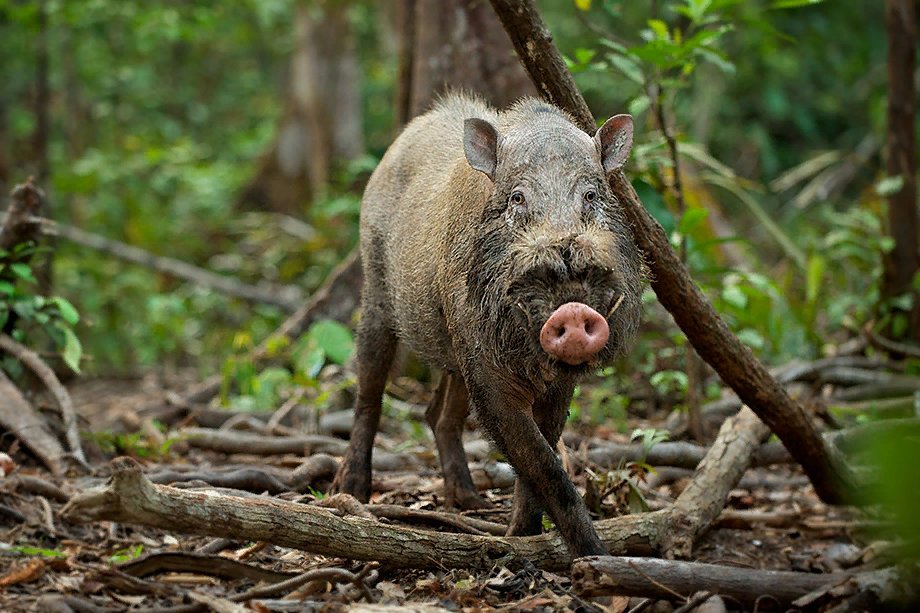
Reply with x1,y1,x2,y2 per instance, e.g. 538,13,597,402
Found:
0,333,85,463
30,216,302,312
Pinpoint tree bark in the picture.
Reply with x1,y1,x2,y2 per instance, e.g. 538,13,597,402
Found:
571,556,846,609
882,0,920,338
487,0,856,504
399,0,537,121
237,2,364,213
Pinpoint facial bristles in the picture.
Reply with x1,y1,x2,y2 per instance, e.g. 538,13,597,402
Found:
607,294,625,318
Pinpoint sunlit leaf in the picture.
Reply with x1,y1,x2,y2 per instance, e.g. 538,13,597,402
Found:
307,319,354,365
58,324,83,373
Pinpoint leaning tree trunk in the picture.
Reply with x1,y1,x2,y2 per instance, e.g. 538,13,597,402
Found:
881,0,919,339
237,2,364,214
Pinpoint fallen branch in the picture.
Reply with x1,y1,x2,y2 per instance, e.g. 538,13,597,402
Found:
61,457,662,571
118,551,296,583
32,216,302,312
0,333,85,464
658,407,771,558
587,435,791,470
0,369,64,474
488,0,855,504
571,556,846,609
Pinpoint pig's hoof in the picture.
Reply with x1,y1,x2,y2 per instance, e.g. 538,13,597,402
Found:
330,468,371,503
446,486,492,511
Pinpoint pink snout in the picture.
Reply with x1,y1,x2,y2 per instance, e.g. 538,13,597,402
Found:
539,302,610,365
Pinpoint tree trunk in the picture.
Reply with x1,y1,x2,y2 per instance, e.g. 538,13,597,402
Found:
397,0,537,123
882,0,920,339
237,2,364,214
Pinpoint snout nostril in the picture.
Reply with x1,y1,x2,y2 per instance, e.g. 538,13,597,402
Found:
539,302,610,365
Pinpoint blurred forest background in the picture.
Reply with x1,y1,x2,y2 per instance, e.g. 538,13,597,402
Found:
0,0,913,413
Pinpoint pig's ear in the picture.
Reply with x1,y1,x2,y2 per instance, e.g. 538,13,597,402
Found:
595,114,633,175
464,118,499,181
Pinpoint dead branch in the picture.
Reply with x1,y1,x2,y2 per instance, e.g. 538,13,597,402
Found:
0,333,84,463
366,503,507,536
0,369,64,474
61,457,662,571
31,216,302,312
658,407,771,558
6,475,70,502
488,0,855,504
147,467,292,495
118,552,296,583
587,435,792,470
571,556,846,609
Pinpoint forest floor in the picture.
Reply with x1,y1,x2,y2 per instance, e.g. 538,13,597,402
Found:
0,364,885,612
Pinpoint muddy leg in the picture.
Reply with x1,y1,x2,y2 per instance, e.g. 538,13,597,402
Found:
506,379,577,536
331,299,397,501
426,373,489,510
464,369,604,558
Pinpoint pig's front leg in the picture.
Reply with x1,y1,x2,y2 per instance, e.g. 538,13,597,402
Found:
506,379,576,536
464,371,606,558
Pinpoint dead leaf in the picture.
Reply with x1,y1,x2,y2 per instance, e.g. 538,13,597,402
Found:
0,558,46,587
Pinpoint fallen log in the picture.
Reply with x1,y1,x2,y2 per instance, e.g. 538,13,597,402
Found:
571,556,846,609
61,457,662,571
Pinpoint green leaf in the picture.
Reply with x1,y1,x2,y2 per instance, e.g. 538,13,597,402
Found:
49,296,80,325
875,175,905,197
736,328,765,350
296,344,326,379
57,324,83,373
647,19,670,40
10,263,36,283
721,284,748,309
678,208,709,234
608,53,644,84
770,0,823,8
307,319,354,365
805,254,825,305
0,280,14,295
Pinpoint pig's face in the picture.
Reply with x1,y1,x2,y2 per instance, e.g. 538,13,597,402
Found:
463,107,642,383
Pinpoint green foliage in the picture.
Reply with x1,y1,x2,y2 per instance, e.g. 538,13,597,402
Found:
0,243,83,373
108,544,145,564
92,429,177,459
7,545,68,559
220,319,355,410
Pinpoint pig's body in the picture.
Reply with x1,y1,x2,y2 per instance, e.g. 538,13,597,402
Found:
333,94,642,558
362,96,496,371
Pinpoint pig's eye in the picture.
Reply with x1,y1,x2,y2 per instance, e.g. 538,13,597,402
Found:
583,190,597,205
509,191,526,207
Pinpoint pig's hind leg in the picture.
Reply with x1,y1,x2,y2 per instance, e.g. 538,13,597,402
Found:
426,373,490,510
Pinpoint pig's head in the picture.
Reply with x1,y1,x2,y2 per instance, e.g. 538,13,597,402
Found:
462,101,642,384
